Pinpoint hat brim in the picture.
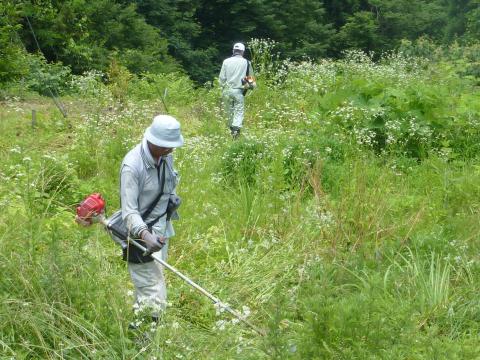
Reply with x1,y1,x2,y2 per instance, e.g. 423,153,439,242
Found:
145,129,184,148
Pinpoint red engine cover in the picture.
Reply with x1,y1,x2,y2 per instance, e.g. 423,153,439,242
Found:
76,193,106,222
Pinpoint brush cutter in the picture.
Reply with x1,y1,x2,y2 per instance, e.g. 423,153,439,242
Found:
76,193,265,336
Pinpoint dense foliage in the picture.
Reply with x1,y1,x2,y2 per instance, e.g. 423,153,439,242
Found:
1,41,480,358
0,0,479,83
1,1,480,358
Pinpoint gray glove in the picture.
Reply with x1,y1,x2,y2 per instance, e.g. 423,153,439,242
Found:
141,230,166,254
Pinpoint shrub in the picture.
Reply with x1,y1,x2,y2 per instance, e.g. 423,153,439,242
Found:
107,58,132,104
281,132,346,189
129,72,196,106
69,70,108,98
221,139,269,185
23,53,72,96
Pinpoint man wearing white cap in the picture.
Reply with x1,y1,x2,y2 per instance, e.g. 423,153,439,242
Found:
219,42,255,138
118,114,183,325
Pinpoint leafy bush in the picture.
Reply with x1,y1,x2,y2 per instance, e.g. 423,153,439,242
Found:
221,139,269,185
23,53,72,96
281,132,346,189
129,72,196,106
107,59,132,104
0,3,28,83
248,38,281,81
118,45,180,75
399,38,480,81
70,70,108,98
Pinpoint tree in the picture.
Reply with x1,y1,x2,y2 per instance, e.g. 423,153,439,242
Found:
323,0,366,28
442,0,471,42
335,11,381,53
1,0,478,85
369,0,446,45
18,0,178,75
0,2,27,83
133,0,217,83
461,0,480,42
196,0,334,70
257,0,335,59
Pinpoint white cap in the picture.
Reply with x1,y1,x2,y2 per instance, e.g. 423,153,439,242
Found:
144,115,184,148
233,43,245,51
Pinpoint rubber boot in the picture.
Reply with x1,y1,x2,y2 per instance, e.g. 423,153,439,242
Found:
230,126,241,139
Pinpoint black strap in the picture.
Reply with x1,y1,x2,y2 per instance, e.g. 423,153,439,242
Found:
141,158,166,220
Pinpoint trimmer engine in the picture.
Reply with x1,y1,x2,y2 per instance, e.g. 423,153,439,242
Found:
76,193,106,224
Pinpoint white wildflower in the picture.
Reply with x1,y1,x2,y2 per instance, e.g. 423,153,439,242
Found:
215,320,227,331
242,305,251,317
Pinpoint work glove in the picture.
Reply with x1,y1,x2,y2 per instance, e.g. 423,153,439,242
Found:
140,230,166,254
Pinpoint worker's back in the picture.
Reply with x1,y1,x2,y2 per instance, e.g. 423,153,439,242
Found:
219,55,249,89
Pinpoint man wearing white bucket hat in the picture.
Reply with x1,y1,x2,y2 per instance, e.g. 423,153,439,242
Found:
219,42,255,139
115,114,183,325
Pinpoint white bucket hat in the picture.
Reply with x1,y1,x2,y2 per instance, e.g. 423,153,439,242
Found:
144,115,184,148
233,42,245,51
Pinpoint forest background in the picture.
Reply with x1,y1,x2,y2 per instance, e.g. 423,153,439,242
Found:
1,0,479,86
1,0,480,359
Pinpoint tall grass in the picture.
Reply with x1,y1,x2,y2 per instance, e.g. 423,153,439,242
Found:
1,46,480,358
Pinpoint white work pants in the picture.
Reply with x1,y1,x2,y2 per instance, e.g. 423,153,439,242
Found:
128,240,169,316
223,88,244,128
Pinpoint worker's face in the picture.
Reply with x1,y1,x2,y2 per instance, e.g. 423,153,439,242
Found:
148,141,173,159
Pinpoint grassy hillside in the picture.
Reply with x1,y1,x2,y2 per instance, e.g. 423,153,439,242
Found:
1,48,480,359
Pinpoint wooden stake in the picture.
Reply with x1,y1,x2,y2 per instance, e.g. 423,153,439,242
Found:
31,109,36,128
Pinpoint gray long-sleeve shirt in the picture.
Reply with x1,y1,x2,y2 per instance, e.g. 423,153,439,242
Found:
120,138,178,238
219,55,254,90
